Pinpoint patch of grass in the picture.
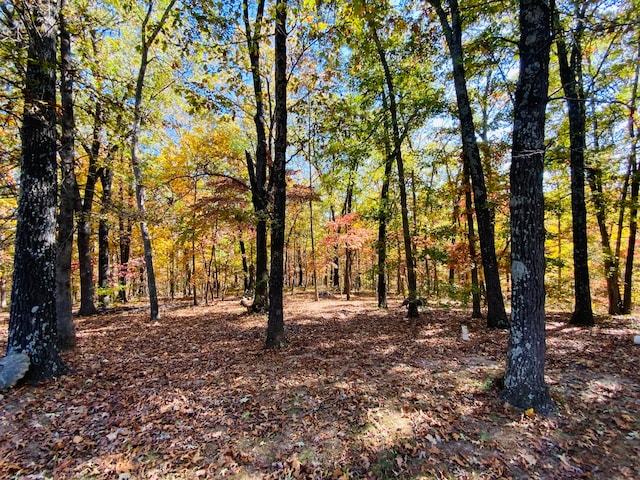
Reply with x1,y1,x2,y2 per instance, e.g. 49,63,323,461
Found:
366,447,407,478
299,448,315,463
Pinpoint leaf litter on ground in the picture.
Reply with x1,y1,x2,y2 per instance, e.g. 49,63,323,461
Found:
0,294,639,479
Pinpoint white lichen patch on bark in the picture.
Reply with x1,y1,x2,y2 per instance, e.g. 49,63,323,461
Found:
512,260,529,282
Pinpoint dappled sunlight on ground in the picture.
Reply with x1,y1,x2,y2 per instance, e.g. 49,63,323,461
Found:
0,295,639,478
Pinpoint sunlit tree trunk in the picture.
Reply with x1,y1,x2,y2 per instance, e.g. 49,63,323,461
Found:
130,0,177,320
586,163,622,314
623,41,640,313
308,132,319,301
430,0,508,328
371,25,419,318
502,0,554,414
8,0,66,381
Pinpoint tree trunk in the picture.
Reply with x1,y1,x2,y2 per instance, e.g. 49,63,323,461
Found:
297,247,303,287
341,184,354,300
76,104,101,316
622,41,640,313
329,205,340,290
56,0,78,349
240,239,250,293
243,0,270,314
586,166,622,313
464,163,482,318
430,0,508,328
266,0,287,349
98,166,113,309
377,145,393,309
192,181,198,306
130,0,176,320
169,248,175,299
344,248,352,300
371,25,419,318
501,0,554,415
623,161,639,313
118,184,132,303
307,104,319,302
8,0,66,381
554,4,594,325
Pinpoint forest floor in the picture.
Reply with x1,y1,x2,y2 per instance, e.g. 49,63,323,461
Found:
0,293,639,479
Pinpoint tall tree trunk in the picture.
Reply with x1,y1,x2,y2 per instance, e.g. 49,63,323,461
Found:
240,239,250,293
56,0,78,349
169,247,175,299
76,102,101,317
624,161,639,313
464,163,482,318
330,205,340,290
118,184,132,303
371,25,419,318
243,0,270,313
344,248,352,300
297,246,303,287
502,0,554,414
623,41,640,313
98,166,113,309
8,0,66,381
586,165,622,313
308,132,319,302
377,134,394,309
430,0,508,328
341,184,354,300
554,3,594,325
192,180,198,306
130,0,177,320
590,90,625,314
266,0,287,348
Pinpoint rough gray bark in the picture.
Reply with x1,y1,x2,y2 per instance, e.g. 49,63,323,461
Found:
56,0,78,349
429,0,508,328
554,3,595,324
501,0,554,415
243,0,270,314
266,0,287,349
8,0,66,381
371,25,419,318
